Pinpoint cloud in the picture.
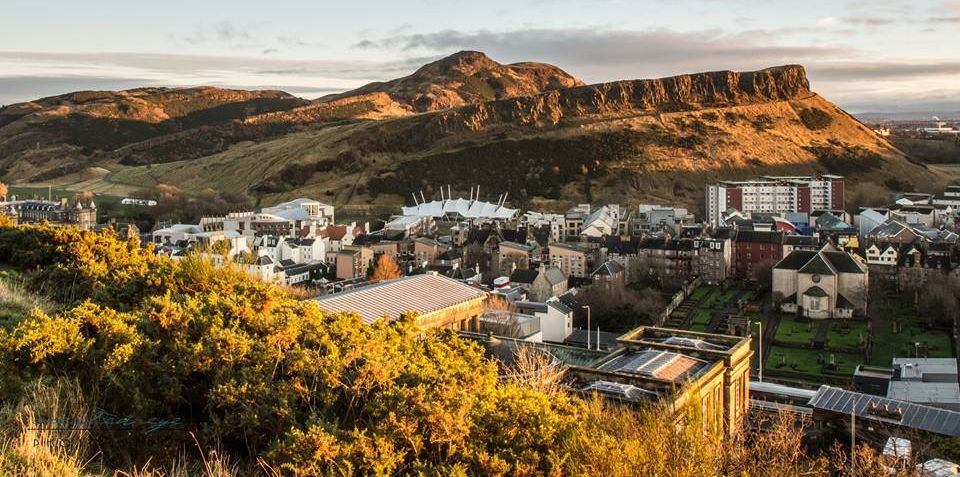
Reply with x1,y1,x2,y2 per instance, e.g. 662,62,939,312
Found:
817,17,840,27
0,51,391,104
358,27,851,83
182,21,254,47
1,24,958,114
841,16,897,26
215,21,251,42
808,61,960,81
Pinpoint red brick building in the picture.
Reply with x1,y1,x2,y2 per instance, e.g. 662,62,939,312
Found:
733,230,784,279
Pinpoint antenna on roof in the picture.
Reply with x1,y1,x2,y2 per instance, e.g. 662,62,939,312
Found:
420,190,426,204
439,186,444,202
448,184,452,200
412,192,419,206
502,192,508,207
476,185,480,201
469,186,474,201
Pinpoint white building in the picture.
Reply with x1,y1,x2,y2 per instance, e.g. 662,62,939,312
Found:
773,248,868,319
201,198,335,239
580,204,628,238
515,299,575,343
522,212,564,243
705,175,844,225
262,198,335,223
152,224,204,245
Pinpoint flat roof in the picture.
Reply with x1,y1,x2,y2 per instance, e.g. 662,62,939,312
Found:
893,358,958,377
888,381,960,405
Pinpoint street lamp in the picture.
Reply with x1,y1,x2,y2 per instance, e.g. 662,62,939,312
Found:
582,305,592,350
752,320,763,382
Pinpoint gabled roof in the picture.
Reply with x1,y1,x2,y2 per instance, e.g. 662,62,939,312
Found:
774,250,817,270
465,229,494,245
544,267,566,285
867,219,917,240
822,251,868,273
799,253,837,275
510,268,539,284
776,249,866,274
321,225,349,241
315,274,485,325
546,299,573,314
592,260,625,277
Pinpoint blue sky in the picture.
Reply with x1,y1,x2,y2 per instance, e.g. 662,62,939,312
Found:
2,0,959,112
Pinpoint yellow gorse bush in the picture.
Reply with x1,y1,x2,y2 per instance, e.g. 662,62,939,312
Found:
0,223,874,476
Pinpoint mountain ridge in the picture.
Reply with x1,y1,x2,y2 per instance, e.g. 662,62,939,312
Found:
0,53,940,214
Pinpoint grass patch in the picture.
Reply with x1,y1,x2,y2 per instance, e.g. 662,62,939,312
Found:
869,293,954,365
692,310,712,326
825,321,869,350
0,280,53,327
774,318,817,347
689,285,713,301
766,346,862,378
871,322,952,365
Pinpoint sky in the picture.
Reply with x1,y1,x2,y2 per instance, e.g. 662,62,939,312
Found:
1,0,959,113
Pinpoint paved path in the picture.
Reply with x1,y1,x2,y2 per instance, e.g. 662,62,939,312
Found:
813,321,830,348
754,295,780,379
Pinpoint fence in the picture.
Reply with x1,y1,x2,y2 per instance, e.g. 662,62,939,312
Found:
655,276,702,326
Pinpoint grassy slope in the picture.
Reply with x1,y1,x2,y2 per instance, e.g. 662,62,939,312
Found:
83,93,941,216
890,136,960,164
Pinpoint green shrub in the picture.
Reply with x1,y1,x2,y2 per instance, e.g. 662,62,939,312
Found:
806,145,883,175
799,108,833,130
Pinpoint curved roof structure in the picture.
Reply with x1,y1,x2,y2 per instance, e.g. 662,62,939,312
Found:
401,198,518,220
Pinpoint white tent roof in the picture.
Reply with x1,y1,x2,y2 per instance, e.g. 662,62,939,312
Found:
401,199,518,220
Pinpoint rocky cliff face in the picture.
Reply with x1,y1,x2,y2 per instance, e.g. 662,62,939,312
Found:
319,50,584,113
421,65,812,133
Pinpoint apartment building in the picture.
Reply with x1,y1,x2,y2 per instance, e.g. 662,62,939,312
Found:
706,175,844,225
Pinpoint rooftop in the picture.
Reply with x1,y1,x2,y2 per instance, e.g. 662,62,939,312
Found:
808,385,960,437
401,198,518,220
581,380,659,402
888,381,960,406
598,349,707,383
315,273,485,325
774,249,866,274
